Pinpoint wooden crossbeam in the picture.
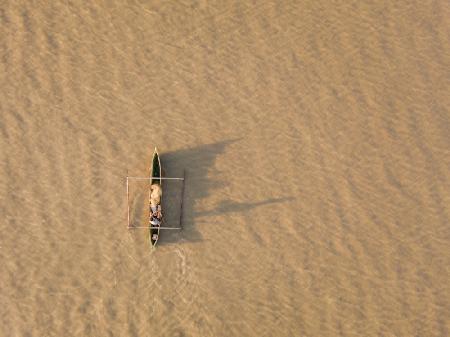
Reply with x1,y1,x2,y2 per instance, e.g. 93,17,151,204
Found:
126,171,186,232
127,176,184,180
128,226,181,230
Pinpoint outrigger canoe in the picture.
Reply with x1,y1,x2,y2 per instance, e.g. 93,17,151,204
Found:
149,147,162,246
126,147,185,248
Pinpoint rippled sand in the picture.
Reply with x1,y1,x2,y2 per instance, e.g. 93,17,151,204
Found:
1,1,449,336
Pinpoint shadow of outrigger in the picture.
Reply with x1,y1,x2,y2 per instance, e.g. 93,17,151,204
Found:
126,140,238,247
194,197,294,218
126,140,293,247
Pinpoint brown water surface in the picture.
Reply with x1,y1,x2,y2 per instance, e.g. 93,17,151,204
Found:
1,1,449,336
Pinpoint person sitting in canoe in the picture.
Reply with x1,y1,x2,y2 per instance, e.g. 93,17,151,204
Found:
150,204,162,220
150,184,162,227
150,184,162,204
150,215,160,227
150,198,162,226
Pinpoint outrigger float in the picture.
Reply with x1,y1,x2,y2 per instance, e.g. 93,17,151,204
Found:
126,147,186,247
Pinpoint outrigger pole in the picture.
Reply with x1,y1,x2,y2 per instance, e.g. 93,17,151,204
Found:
126,170,130,229
179,170,186,228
